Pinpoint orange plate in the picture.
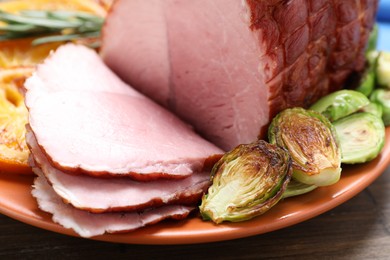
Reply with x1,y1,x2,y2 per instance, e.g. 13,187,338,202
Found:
1,128,390,245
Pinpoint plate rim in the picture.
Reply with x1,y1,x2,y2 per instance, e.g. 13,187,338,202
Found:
1,128,390,245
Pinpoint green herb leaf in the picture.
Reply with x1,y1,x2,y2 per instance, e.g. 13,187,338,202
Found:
0,9,103,46
32,31,100,46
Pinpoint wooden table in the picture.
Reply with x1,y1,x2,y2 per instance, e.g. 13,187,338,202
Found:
0,166,389,259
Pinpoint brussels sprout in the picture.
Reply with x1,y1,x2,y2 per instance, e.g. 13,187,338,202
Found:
310,90,370,122
370,89,390,126
333,112,385,164
199,140,292,224
359,102,383,119
366,24,378,53
355,69,375,96
268,108,341,187
366,50,379,68
377,51,390,88
282,179,317,199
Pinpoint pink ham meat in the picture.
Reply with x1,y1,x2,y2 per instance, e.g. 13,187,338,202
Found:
32,171,194,238
101,0,378,150
27,128,210,213
24,44,223,180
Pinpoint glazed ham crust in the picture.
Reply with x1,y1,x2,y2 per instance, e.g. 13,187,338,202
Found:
101,0,378,150
247,0,378,117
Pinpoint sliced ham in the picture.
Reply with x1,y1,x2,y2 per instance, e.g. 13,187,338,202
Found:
101,0,378,150
32,171,194,238
27,128,210,213
24,44,223,180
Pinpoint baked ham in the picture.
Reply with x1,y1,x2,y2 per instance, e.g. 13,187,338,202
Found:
27,128,210,213
24,44,223,180
26,0,379,237
101,0,378,150
32,171,194,238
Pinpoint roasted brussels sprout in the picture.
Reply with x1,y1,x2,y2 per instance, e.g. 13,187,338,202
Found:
377,51,390,88
355,69,375,96
282,179,317,199
333,112,385,164
199,140,292,224
357,32,378,97
310,90,370,122
359,102,383,119
370,89,390,126
268,108,341,187
366,50,379,68
366,24,378,54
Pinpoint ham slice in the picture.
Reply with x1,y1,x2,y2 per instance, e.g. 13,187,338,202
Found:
32,171,194,238
27,128,210,213
24,44,223,180
101,0,378,150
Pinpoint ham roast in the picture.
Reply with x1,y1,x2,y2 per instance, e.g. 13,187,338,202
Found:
101,0,378,150
25,44,223,180
25,0,379,237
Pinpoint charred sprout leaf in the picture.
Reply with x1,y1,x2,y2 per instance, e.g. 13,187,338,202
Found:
310,90,370,122
359,102,383,119
199,140,292,224
282,179,317,199
268,108,341,187
370,89,390,126
333,112,385,164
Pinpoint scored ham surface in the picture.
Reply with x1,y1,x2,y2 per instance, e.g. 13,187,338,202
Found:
101,0,378,150
24,44,223,180
32,171,194,238
27,128,210,213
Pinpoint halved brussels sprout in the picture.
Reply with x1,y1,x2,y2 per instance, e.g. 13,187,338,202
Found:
334,112,385,164
310,90,370,122
377,51,390,88
199,140,292,224
370,89,390,126
268,108,341,187
282,179,317,199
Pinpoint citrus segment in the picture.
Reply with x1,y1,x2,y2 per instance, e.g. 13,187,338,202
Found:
0,68,32,174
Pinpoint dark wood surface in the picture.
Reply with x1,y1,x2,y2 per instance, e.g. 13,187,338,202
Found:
0,167,389,259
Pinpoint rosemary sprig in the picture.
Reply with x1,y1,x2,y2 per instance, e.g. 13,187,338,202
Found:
0,10,104,46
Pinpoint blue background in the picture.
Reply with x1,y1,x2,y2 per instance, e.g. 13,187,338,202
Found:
378,0,390,51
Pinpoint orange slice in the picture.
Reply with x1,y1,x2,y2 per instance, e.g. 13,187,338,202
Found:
0,0,107,16
0,68,33,174
0,39,61,69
